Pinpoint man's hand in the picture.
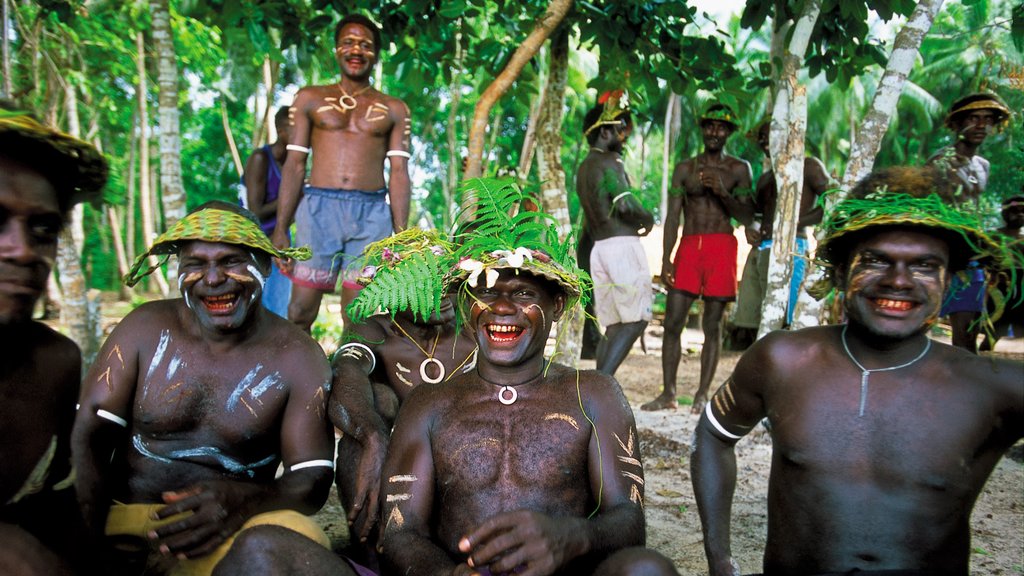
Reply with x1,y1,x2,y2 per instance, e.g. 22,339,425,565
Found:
744,227,762,246
700,169,728,198
458,510,584,576
348,432,388,544
269,229,294,274
661,262,676,289
149,482,258,559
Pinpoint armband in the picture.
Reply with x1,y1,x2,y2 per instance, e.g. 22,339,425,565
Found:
97,409,128,428
612,191,633,204
290,459,335,472
386,150,411,159
335,342,376,373
704,402,742,440
286,144,312,154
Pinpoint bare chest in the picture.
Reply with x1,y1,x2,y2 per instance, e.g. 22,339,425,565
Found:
310,92,394,138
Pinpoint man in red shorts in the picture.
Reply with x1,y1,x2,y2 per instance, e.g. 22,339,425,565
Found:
642,103,753,413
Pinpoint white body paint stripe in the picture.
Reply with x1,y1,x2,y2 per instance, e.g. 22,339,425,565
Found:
290,459,335,472
388,475,418,483
386,493,412,502
97,409,128,428
705,402,743,440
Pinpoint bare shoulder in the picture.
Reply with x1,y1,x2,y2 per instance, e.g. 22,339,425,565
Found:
378,91,409,114
940,344,1023,399
22,321,80,383
113,299,181,336
736,326,835,384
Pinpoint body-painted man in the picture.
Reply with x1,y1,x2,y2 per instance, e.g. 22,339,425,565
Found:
73,203,337,576
242,106,293,318
328,229,477,569
926,92,1012,353
576,91,655,376
272,13,411,332
980,194,1024,351
691,166,1023,576
733,117,832,338
643,103,753,413
0,104,107,575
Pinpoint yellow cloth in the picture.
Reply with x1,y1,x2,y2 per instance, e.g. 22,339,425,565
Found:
105,503,329,576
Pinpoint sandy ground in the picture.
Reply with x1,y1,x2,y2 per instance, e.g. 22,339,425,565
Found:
315,321,1024,575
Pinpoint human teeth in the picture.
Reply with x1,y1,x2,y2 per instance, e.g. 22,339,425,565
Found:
488,325,520,333
876,298,912,311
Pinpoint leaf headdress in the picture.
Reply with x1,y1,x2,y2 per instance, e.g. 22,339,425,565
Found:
346,228,457,323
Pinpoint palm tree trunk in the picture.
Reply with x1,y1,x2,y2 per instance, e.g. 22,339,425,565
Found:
660,93,681,219
150,0,185,232
137,30,169,296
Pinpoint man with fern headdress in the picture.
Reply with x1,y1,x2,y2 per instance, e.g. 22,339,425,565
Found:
0,103,107,574
576,90,655,376
328,228,477,570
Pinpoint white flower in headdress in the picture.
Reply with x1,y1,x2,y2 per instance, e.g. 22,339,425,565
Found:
458,258,485,287
492,247,534,268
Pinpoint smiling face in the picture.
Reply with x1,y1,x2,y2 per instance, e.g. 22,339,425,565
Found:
468,270,565,368
177,241,269,333
334,22,377,81
840,229,950,340
0,157,62,325
701,120,734,153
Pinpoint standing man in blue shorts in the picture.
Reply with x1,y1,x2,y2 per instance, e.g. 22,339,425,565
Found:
272,13,411,331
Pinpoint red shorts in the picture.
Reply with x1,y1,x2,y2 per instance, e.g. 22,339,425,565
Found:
672,233,737,300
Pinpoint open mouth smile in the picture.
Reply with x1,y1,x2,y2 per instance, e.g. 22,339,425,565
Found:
487,323,524,343
872,298,917,312
202,293,240,314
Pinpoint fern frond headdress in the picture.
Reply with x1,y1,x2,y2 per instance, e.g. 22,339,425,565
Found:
700,102,739,130
0,107,108,209
124,204,311,287
450,178,591,309
584,90,630,137
944,92,1011,131
346,228,457,323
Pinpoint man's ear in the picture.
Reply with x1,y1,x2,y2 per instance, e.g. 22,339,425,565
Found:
551,291,567,323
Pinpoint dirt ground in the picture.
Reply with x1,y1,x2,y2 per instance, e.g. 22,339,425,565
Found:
315,321,1024,575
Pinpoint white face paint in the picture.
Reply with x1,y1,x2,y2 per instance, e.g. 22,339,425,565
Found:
178,273,186,294
247,262,266,307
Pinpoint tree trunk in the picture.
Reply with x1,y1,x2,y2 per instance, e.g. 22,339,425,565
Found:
517,46,548,181
137,30,170,296
758,0,821,339
1,0,10,98
221,99,244,177
463,0,573,181
444,24,465,230
150,0,185,232
660,93,681,219
126,108,138,263
791,0,943,329
533,29,580,365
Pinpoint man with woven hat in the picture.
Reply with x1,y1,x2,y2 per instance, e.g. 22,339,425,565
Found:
643,102,753,413
273,13,411,333
328,228,477,569
577,90,655,375
73,202,337,575
927,92,1012,353
691,166,1023,576
0,103,107,574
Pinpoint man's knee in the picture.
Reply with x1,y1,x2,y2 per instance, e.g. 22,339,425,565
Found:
594,547,679,576
0,524,72,576
215,525,343,576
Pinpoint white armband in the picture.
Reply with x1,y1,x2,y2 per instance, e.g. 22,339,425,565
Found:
97,409,128,428
704,402,742,440
290,459,335,472
612,191,633,204
386,150,411,159
286,144,312,154
335,342,376,373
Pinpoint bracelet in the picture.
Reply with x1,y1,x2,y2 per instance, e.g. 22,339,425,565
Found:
286,144,312,154
97,409,128,428
290,459,335,472
335,342,376,373
612,191,632,204
386,150,411,159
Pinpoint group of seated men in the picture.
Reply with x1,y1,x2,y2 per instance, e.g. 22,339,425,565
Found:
2,97,1022,576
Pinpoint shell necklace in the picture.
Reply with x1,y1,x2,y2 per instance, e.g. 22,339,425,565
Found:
393,321,444,384
841,324,931,417
336,82,372,112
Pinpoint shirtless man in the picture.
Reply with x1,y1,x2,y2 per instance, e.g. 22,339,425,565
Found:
926,92,1011,353
273,13,411,331
242,105,292,317
642,103,753,413
980,194,1024,351
691,167,1023,576
0,105,107,575
328,230,477,565
576,91,655,375
379,233,678,576
73,202,337,575
733,117,831,336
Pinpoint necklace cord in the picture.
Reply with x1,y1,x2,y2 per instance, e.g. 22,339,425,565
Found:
841,324,932,416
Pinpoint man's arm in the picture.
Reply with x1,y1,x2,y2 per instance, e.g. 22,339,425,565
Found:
797,157,831,228
691,338,773,576
151,345,335,559
243,148,276,222
72,312,142,539
458,373,646,575
380,388,456,576
328,321,391,543
272,90,314,253
386,99,412,233
710,160,754,226
662,162,688,288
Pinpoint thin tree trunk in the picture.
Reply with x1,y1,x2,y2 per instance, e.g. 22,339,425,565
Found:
660,93,681,220
791,0,943,329
517,46,547,181
464,0,573,180
444,24,465,230
150,0,185,232
126,108,138,263
481,106,502,177
137,30,169,296
222,99,244,177
1,0,10,98
758,0,821,339
533,29,579,365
